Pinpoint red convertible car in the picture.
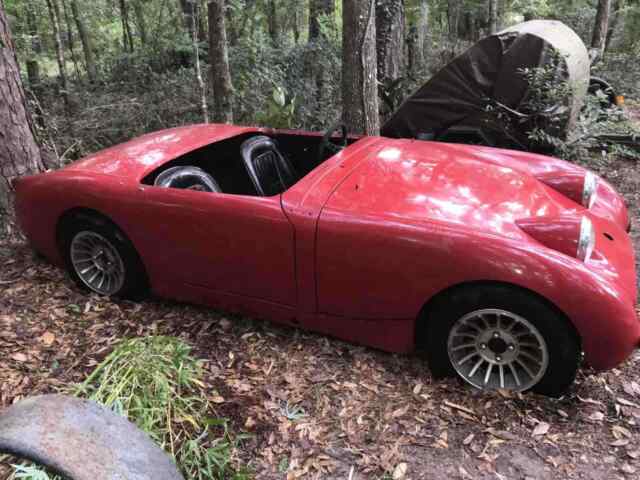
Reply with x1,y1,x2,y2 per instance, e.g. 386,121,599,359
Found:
13,123,638,396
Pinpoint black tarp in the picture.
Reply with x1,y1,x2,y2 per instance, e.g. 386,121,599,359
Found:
381,20,590,144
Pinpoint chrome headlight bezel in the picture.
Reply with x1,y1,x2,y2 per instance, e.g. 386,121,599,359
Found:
582,171,598,209
577,216,596,262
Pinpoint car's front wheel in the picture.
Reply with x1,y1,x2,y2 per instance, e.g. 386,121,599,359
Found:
425,284,581,397
61,214,148,298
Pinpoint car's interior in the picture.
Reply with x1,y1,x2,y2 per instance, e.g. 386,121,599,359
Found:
141,125,356,197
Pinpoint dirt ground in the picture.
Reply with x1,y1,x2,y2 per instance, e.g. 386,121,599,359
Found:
1,153,640,480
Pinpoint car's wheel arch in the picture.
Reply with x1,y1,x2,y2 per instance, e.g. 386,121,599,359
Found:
414,280,581,351
55,207,150,290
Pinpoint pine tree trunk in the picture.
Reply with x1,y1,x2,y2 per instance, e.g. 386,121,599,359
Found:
45,0,69,107
208,0,234,123
376,0,405,86
591,0,611,58
70,0,98,83
342,0,379,135
0,5,43,214
489,0,498,33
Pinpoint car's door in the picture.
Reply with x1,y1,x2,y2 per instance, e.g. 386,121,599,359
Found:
137,186,296,307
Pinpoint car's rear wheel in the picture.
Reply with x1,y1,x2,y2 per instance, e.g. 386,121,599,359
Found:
61,214,148,298
424,284,581,397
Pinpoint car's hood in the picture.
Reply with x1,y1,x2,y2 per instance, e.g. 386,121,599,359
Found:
325,140,574,240
64,124,256,180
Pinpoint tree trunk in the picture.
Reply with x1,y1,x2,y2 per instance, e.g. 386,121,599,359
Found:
266,0,278,45
342,0,379,135
70,0,98,83
0,4,43,214
191,2,209,123
447,0,460,40
25,5,41,86
376,0,405,86
208,0,234,123
605,0,623,51
488,0,498,34
45,0,69,107
180,0,196,39
61,0,81,81
416,1,428,69
591,0,611,58
132,0,149,45
119,0,135,52
309,0,334,41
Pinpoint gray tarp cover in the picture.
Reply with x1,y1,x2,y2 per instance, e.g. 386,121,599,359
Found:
381,20,590,141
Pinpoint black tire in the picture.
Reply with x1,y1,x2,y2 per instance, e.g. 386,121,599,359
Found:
59,213,148,299
423,284,581,397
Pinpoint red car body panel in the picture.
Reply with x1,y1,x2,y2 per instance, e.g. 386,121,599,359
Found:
14,124,639,371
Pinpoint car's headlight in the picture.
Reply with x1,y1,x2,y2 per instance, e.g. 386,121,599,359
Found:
577,216,596,262
582,171,598,209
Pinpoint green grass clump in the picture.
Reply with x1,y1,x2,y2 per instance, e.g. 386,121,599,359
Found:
8,336,250,480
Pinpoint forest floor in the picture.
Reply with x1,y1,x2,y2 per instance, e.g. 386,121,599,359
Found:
1,151,640,480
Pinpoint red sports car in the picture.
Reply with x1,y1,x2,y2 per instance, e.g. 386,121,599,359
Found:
13,123,638,396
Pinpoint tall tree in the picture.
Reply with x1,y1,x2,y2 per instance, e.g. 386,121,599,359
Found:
208,0,234,123
266,0,278,44
25,4,41,86
488,0,498,33
132,0,149,45
191,1,209,123
45,0,69,107
0,3,43,213
61,0,81,80
70,0,97,83
591,0,612,58
119,0,135,52
605,0,623,51
342,0,379,134
376,0,405,86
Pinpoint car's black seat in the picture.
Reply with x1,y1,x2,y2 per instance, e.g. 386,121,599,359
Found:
154,166,222,193
241,136,296,196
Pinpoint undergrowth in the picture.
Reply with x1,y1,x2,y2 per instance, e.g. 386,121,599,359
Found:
6,336,250,480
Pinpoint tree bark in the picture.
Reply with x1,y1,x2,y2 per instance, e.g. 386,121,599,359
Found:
70,0,98,83
342,0,379,135
376,0,405,86
447,0,460,40
191,2,209,123
266,0,278,45
208,0,234,123
61,0,81,81
132,0,149,45
119,0,135,52
591,0,611,58
45,0,69,107
0,4,43,213
605,0,623,51
488,0,498,34
25,5,41,86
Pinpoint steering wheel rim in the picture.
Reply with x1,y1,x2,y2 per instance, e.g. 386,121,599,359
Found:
317,122,348,165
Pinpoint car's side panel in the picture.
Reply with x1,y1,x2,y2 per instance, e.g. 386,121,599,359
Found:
137,186,297,307
281,137,384,315
315,207,639,367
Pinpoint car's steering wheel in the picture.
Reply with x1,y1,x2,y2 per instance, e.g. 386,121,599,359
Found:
317,123,348,165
